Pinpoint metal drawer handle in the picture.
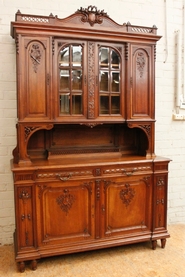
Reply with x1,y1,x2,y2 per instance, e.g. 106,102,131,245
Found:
57,173,72,182
123,168,137,176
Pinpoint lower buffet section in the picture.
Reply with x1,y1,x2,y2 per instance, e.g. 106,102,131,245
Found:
12,155,170,272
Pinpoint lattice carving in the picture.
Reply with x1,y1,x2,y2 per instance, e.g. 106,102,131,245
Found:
120,183,135,207
77,6,108,26
138,124,151,137
30,43,42,73
136,52,145,77
56,189,76,215
24,126,39,140
22,16,49,23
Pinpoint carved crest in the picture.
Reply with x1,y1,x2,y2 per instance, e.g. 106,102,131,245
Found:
56,189,75,214
120,183,135,207
77,6,108,26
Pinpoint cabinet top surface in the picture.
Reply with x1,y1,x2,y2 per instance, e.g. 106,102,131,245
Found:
11,154,171,171
11,5,161,42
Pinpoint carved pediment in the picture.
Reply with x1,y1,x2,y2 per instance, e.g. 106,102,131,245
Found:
76,5,109,26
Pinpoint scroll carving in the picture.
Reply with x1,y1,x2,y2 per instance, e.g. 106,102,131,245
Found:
138,124,151,137
77,6,108,26
56,189,76,215
30,43,42,73
120,183,135,207
24,126,39,140
136,52,145,77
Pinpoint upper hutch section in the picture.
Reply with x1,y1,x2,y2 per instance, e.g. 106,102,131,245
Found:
11,6,161,124
11,6,161,163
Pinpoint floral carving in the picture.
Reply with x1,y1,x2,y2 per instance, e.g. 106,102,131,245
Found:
136,52,145,77
56,189,75,215
77,6,108,26
120,183,135,207
30,43,42,73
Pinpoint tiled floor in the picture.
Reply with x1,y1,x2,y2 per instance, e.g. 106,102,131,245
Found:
0,224,184,277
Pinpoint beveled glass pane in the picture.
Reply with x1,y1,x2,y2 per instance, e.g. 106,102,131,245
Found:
72,95,82,114
100,47,109,68
100,71,108,91
111,95,120,114
60,94,70,114
111,50,120,69
112,72,120,92
100,95,109,114
72,45,82,66
59,47,69,66
60,70,70,90
72,70,82,90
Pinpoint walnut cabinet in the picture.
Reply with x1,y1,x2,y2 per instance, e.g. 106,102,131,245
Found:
11,6,170,272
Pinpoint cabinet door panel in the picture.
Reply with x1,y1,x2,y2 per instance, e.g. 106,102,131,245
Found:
19,37,51,120
15,185,35,249
128,44,154,120
36,180,94,245
103,176,152,237
153,174,168,230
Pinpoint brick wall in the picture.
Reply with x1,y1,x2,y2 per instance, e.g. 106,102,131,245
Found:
0,0,185,245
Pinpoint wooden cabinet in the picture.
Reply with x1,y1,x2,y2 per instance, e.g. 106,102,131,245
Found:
11,6,170,272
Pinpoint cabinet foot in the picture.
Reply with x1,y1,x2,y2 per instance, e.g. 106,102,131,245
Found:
161,238,166,248
152,240,157,250
19,261,25,273
31,259,37,271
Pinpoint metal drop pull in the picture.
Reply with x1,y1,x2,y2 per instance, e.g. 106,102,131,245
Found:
57,173,72,182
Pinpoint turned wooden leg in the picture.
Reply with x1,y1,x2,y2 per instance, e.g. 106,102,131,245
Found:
31,259,37,271
19,261,25,273
161,238,166,249
152,240,157,250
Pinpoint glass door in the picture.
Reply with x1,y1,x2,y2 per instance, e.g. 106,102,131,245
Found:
99,46,121,115
58,44,83,115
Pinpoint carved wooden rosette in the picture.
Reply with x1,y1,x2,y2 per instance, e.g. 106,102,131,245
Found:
120,183,135,207
56,189,76,215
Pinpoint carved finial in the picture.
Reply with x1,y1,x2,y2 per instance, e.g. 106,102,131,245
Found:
16,10,21,14
76,6,109,26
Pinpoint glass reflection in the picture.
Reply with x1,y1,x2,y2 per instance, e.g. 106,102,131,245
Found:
100,47,109,67
60,94,70,114
60,70,70,90
112,72,120,92
72,46,82,66
72,95,82,114
100,95,109,114
111,50,120,69
59,47,69,66
111,95,120,114
72,70,82,90
100,71,108,91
